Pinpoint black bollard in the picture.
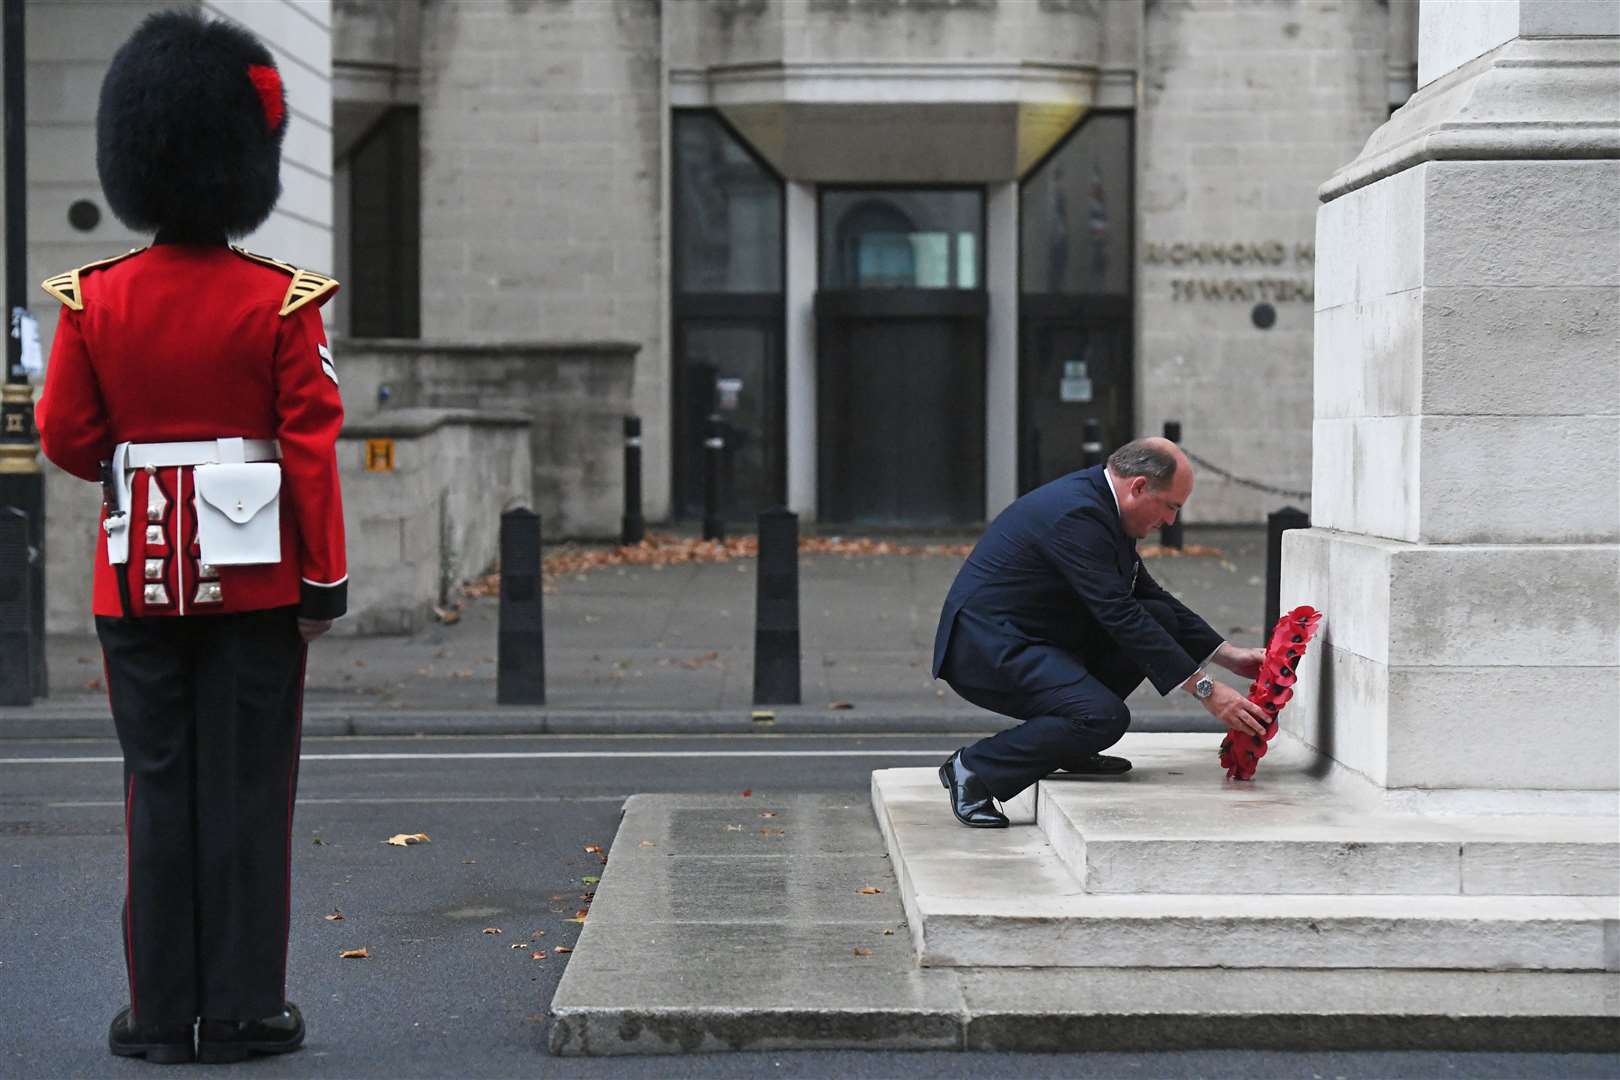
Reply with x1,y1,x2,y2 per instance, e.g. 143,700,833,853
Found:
1160,419,1184,550
1081,418,1104,468
1265,506,1311,634
621,415,644,546
497,508,545,705
752,506,800,706
0,507,33,705
702,414,725,542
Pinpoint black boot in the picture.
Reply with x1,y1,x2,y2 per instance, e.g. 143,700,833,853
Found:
939,750,1009,828
196,1002,305,1064
108,1006,194,1064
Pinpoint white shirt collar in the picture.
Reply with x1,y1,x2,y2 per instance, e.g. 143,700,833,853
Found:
1103,467,1123,521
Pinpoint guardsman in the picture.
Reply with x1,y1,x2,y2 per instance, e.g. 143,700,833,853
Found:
35,11,345,1065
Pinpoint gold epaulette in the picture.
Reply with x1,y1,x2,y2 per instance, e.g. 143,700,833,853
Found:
40,249,146,311
229,246,340,317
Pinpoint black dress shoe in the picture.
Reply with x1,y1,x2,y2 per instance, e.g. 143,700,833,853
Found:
196,1002,305,1064
108,1006,194,1064
939,750,1009,828
1060,753,1133,776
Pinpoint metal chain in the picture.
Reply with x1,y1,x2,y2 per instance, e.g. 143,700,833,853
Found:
1181,447,1312,502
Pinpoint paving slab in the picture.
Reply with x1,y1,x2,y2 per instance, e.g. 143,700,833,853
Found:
548,791,1620,1055
9,526,1264,735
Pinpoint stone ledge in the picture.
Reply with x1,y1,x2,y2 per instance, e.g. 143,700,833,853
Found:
1321,37,1620,202
339,407,532,439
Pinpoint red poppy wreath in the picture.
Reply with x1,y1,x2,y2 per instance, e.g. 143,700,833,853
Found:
1218,605,1323,781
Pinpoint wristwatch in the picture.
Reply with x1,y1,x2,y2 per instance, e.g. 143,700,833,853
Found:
1191,673,1215,700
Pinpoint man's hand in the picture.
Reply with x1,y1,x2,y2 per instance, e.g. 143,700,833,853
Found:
1213,642,1265,679
298,618,333,642
1203,681,1269,738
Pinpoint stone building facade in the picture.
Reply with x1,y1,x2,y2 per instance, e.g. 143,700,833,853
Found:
9,0,1424,629
333,0,1417,529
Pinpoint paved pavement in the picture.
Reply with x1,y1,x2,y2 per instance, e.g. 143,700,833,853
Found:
4,527,1271,736
4,733,1614,1078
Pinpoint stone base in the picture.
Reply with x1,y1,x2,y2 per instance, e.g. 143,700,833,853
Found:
1280,527,1620,792
550,786,1619,1055
873,734,1618,972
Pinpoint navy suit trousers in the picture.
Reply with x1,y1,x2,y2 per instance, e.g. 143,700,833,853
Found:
952,597,1192,801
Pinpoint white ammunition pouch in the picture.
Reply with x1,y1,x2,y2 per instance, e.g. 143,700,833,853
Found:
107,437,282,567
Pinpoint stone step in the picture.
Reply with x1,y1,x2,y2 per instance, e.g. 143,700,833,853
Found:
872,742,1620,973
1035,736,1620,897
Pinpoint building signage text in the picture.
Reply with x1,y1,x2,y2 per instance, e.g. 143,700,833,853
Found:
1145,240,1315,303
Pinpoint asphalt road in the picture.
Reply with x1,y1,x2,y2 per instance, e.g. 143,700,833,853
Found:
2,733,1614,1080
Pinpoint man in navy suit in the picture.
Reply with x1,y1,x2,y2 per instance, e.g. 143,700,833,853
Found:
933,437,1271,827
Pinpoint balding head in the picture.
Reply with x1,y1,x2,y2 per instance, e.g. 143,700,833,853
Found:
1107,437,1189,491
1106,436,1195,539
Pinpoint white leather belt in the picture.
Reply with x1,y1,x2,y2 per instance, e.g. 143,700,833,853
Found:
125,438,279,468
105,438,281,566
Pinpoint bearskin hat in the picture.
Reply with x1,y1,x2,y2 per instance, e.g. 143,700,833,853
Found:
96,10,288,239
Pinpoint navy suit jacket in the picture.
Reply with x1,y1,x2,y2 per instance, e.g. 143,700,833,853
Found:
932,465,1222,697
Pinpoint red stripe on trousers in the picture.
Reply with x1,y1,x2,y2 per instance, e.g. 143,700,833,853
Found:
280,645,308,1000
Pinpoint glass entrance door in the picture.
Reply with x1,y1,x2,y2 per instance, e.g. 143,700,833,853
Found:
674,312,784,520
1018,296,1132,490
815,187,987,525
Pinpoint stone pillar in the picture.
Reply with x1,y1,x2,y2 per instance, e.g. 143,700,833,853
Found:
1282,0,1619,801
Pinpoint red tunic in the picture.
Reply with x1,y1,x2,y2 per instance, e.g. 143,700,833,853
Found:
36,244,348,620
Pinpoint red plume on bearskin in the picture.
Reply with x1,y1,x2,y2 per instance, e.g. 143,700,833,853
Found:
1219,605,1322,781
96,11,288,240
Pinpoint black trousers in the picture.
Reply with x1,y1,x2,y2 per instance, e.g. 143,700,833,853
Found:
952,598,1197,801
97,607,307,1026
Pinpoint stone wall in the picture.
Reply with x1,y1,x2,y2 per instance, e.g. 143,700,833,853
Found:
334,339,639,540
1138,0,1391,523
336,409,531,636
416,0,668,519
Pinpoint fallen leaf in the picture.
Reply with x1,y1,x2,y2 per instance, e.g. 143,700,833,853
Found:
581,875,600,885
597,854,609,864
432,605,462,625
482,927,502,935
339,947,369,959
530,951,545,960
311,837,328,846
760,811,778,818
883,929,896,936
510,943,526,950
580,893,595,903
567,916,587,925
554,946,573,954
828,701,854,710
639,840,655,848
83,678,103,691
530,930,546,939
573,909,590,920
583,845,603,854
323,911,345,922
853,947,873,958
384,833,430,847
759,827,785,837
741,789,752,798
859,887,883,895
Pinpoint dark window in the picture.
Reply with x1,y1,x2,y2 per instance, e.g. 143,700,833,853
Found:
1017,113,1135,492
820,189,982,290
671,112,786,521
1020,113,1132,297
347,106,420,338
674,112,783,294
